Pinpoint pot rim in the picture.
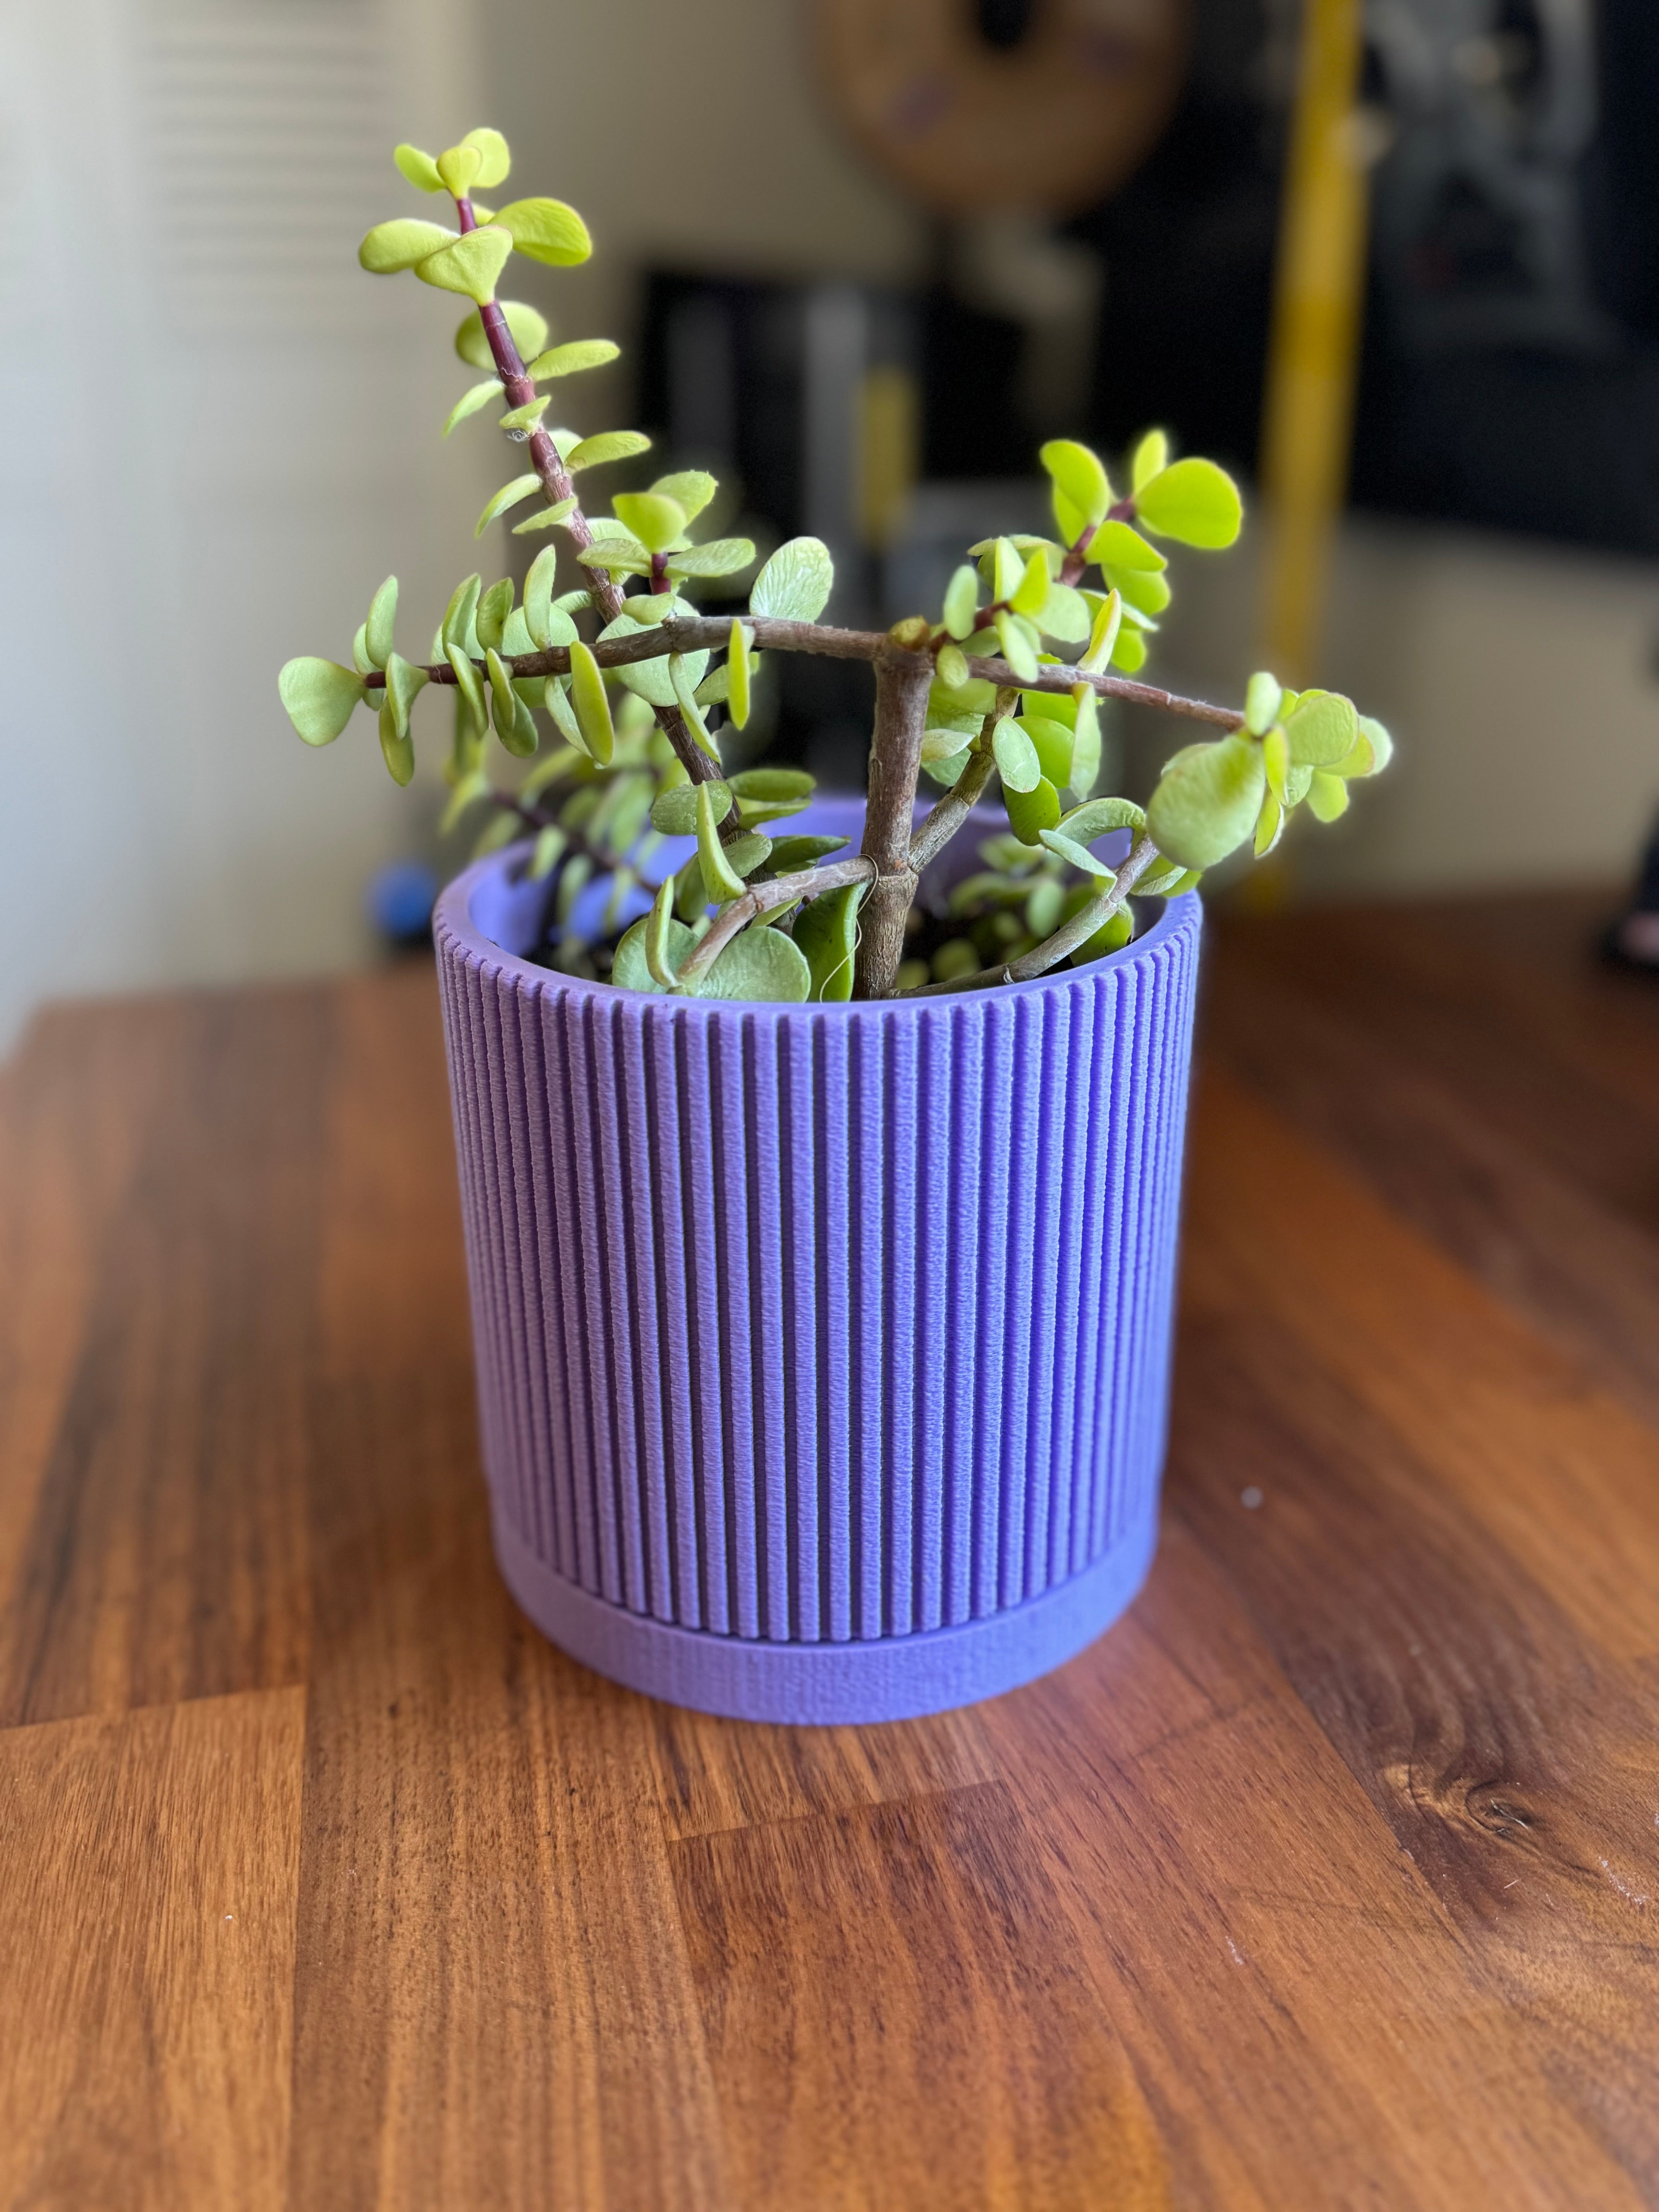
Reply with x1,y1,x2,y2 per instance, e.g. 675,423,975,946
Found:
436,838,1199,1017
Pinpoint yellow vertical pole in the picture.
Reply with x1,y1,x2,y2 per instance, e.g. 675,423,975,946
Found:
1259,0,1370,684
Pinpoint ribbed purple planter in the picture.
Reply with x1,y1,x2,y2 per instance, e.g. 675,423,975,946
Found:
433,800,1201,1722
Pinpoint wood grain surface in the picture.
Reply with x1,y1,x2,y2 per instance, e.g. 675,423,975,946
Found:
3,892,1657,2210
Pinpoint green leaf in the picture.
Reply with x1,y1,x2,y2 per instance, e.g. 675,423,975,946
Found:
1137,862,1200,899
1244,670,1283,737
614,912,697,994
750,536,834,622
378,698,415,786
475,473,541,536
1111,625,1148,675
793,883,864,1002
727,619,752,729
612,491,686,553
455,301,547,369
1146,734,1266,867
1112,565,1172,618
486,645,516,735
441,572,481,651
993,718,1041,793
435,144,483,196
524,547,560,651
1040,828,1116,881
697,782,745,901
352,623,374,677
474,577,514,652
935,642,970,692
526,338,621,380
512,496,578,536
651,780,731,836
1061,795,1144,841
1068,685,1101,795
416,226,513,303
729,766,814,824
384,652,428,738
1130,429,1170,493
568,639,615,765
1079,590,1123,677
460,127,512,189
1254,790,1284,857
667,537,756,580
445,642,486,728
544,676,586,756
1073,907,1135,965
580,535,651,578
644,879,681,989
993,610,1039,683
443,378,502,437
1037,583,1090,644
1341,715,1394,778
1307,769,1350,823
1010,547,1050,617
359,218,456,274
493,196,592,266
1084,519,1165,572
1135,458,1243,548
941,563,980,640
1039,440,1112,526
989,538,1024,602
1262,724,1289,802
725,832,773,880
498,395,549,432
394,144,445,193
1283,688,1358,768
696,926,811,1003
1004,776,1061,845
566,429,651,473
768,834,848,872
650,470,718,522
528,825,567,880
279,657,365,746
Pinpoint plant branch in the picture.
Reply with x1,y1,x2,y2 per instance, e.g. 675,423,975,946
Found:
365,615,1245,732
673,856,877,988
905,832,1166,996
854,643,934,998
457,192,721,795
907,689,1017,872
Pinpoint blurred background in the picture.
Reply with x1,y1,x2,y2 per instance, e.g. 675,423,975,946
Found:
5,0,1659,1051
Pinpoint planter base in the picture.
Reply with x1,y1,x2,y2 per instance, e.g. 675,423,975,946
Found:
493,1508,1159,1724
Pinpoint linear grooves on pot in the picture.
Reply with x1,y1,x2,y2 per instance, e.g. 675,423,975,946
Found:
436,893,1201,1650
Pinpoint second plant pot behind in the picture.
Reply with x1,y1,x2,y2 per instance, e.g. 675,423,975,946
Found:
436,799,1202,1723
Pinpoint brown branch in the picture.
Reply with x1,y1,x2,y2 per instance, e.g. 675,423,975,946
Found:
458,191,720,797
673,856,876,989
364,613,1245,731
854,643,933,998
905,832,1166,996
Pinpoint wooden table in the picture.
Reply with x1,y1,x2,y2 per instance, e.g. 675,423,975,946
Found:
3,893,1657,2210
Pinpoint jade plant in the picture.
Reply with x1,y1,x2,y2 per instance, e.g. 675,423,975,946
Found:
279,127,1394,1002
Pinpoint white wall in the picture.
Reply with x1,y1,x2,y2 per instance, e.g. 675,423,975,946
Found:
0,0,496,1056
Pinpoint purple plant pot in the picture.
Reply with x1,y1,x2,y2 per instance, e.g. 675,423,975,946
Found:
433,798,1202,1723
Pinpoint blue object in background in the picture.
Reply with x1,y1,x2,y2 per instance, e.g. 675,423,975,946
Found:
367,860,439,948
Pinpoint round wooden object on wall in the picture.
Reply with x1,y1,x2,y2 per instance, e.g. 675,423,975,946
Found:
813,0,1191,218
